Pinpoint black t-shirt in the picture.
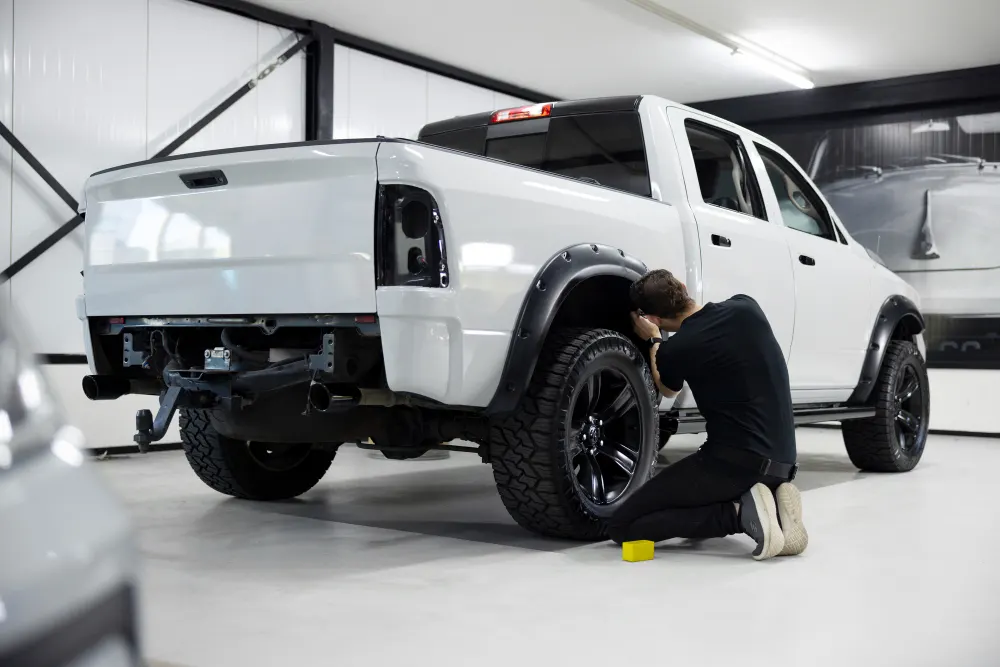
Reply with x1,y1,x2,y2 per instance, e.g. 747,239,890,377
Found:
656,294,796,463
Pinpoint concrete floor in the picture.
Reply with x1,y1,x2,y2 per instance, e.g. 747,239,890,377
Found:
95,429,1000,667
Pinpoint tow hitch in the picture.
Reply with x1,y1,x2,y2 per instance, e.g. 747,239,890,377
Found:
134,385,184,453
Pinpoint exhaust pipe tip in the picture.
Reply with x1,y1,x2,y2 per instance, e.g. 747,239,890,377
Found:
82,375,130,401
307,381,359,413
307,381,333,413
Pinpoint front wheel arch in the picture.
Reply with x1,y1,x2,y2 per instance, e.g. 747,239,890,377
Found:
848,295,925,405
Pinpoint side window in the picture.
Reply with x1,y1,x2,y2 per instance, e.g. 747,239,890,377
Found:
756,145,837,241
683,120,765,220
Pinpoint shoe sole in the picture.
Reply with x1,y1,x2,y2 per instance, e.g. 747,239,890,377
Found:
750,483,785,561
776,483,808,556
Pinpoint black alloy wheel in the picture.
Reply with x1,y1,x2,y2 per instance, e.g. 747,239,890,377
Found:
893,365,924,453
489,328,659,540
842,340,929,472
567,367,643,506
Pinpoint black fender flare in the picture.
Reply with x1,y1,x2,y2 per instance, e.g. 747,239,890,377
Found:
485,243,647,415
848,295,925,405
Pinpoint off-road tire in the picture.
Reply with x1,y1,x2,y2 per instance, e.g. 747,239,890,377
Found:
489,328,659,540
842,341,929,472
180,410,335,500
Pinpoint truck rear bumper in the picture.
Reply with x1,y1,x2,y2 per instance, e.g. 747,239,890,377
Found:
376,287,509,407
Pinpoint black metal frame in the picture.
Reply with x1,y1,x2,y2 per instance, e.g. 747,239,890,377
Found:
189,0,554,110
692,63,1000,134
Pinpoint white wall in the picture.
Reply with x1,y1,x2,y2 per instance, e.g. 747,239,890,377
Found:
332,45,529,140
927,370,999,434
0,0,305,448
1,0,12,315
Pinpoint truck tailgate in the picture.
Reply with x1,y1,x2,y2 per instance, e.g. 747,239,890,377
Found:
81,141,380,316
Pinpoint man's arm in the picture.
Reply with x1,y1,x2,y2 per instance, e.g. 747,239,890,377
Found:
648,342,679,398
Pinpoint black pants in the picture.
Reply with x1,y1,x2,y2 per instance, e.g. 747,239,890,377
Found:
607,449,782,544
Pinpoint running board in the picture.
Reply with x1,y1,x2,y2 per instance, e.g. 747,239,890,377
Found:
663,405,876,436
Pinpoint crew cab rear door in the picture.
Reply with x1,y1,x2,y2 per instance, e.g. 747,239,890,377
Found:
666,108,796,363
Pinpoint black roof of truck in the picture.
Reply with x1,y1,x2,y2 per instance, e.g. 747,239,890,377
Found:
418,95,642,139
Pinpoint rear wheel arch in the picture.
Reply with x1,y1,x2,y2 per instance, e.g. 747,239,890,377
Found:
848,295,926,405
485,243,647,415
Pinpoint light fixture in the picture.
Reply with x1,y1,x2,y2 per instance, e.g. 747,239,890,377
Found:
732,48,815,90
623,0,817,91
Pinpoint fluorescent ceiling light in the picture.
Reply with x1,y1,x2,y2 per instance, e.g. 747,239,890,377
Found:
732,48,814,90
622,0,816,91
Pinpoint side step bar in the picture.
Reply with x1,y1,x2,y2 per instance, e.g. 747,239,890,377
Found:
663,405,876,436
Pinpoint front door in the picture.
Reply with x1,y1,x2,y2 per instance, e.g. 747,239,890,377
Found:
752,143,872,393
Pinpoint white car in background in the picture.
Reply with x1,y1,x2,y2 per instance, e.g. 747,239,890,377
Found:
0,307,141,666
807,112,1000,363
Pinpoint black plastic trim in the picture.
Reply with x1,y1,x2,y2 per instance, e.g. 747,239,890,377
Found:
91,137,390,177
485,243,647,415
180,169,228,189
802,423,1000,439
848,295,925,405
0,585,138,667
665,405,877,436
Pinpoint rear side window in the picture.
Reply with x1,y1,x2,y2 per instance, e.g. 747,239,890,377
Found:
684,120,765,220
422,111,651,197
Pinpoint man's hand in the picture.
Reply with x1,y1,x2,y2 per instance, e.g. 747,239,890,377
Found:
631,311,661,340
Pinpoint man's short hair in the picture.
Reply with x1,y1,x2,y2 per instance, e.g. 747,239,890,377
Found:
630,269,693,319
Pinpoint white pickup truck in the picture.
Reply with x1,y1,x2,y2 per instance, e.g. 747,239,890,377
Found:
77,95,930,539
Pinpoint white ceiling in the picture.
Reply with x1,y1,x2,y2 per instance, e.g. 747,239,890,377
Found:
259,0,1000,102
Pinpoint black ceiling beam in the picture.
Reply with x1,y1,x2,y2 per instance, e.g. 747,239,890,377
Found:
305,23,335,140
692,64,1000,132
329,28,555,103
189,0,555,103
185,0,312,32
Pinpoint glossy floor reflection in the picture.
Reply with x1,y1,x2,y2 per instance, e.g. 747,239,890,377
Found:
97,429,1000,667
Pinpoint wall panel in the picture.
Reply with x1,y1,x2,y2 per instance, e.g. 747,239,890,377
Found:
256,23,306,144
1,0,12,310
333,47,526,142
334,48,428,140
494,92,532,111
147,0,259,156
426,73,494,124
10,0,148,354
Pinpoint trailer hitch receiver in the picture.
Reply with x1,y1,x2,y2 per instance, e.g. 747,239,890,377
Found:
134,385,185,452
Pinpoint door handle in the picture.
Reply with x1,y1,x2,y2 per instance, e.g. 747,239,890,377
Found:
711,234,731,248
799,255,816,266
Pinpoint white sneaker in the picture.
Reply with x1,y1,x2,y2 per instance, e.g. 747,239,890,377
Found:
739,483,785,561
776,483,808,556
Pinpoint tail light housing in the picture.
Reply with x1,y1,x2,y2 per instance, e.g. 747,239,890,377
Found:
376,184,449,288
